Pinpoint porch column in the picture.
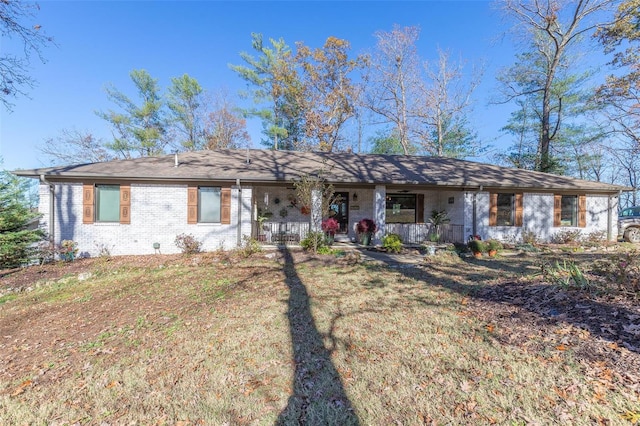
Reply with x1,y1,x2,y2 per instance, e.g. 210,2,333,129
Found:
374,185,386,244
310,189,322,232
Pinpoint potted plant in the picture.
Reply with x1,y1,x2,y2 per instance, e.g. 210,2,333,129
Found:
356,218,377,246
468,239,486,258
321,217,340,245
486,239,503,257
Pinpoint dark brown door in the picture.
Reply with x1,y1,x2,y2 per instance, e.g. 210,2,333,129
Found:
330,192,349,233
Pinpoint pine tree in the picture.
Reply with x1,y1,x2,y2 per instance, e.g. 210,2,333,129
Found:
0,170,44,268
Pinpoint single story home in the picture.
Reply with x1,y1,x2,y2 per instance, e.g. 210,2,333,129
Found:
14,149,626,257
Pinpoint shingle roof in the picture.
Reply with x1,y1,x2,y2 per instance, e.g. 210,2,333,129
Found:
14,149,627,193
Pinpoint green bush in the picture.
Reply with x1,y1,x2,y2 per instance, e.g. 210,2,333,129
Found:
382,233,403,253
468,239,486,254
0,171,44,268
486,239,503,252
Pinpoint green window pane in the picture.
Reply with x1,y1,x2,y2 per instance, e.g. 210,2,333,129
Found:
199,187,221,223
96,185,120,222
561,195,577,227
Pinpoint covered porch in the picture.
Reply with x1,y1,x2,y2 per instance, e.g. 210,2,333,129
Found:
251,184,467,245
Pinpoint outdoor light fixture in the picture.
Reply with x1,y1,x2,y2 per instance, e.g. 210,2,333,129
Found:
353,193,358,201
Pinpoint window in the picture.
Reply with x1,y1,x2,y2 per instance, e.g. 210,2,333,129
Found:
560,195,577,227
554,194,586,227
96,185,120,222
198,187,221,223
489,193,523,227
496,193,514,226
82,184,130,224
187,185,231,224
386,194,416,223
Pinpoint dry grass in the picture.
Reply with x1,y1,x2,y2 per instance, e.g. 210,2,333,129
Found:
0,249,639,425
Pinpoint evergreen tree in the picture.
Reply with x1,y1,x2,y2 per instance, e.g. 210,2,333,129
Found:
0,168,43,268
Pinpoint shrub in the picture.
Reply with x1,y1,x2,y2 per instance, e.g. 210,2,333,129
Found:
382,233,403,253
237,236,262,258
468,239,486,254
174,233,202,254
59,240,79,261
36,241,58,265
300,231,327,253
521,230,539,245
551,229,583,244
0,171,45,267
585,230,607,245
321,217,340,235
486,239,503,252
356,218,377,234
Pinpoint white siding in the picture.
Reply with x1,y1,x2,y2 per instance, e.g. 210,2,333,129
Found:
44,182,253,257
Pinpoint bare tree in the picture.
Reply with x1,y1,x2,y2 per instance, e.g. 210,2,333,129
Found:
38,129,113,166
1,0,54,111
497,0,618,172
413,49,482,158
364,25,421,155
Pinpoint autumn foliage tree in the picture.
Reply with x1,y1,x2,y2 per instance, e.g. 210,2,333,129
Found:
296,37,365,152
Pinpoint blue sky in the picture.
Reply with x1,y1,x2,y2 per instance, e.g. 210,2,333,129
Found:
1,0,522,171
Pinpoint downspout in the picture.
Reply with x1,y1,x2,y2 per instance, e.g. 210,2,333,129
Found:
236,178,242,248
472,185,483,239
39,174,55,245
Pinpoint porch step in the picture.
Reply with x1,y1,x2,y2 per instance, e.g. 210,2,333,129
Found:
333,234,352,243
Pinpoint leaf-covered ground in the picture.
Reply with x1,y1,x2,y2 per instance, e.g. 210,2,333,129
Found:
0,248,639,425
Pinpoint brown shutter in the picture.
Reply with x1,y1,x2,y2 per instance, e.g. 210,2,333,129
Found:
515,193,523,227
120,185,131,224
554,195,562,227
221,188,231,225
489,193,498,226
187,185,198,224
578,194,587,228
82,184,94,224
416,194,425,223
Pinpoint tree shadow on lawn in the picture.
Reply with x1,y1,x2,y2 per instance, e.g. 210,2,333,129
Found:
382,256,640,356
276,247,360,426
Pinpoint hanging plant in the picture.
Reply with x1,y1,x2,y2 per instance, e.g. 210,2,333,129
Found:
300,206,311,215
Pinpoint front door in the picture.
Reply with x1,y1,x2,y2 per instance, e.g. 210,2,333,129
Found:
329,192,349,233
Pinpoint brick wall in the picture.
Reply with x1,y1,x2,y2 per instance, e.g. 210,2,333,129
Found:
42,182,253,257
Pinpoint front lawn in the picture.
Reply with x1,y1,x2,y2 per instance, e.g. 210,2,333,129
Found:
0,248,638,424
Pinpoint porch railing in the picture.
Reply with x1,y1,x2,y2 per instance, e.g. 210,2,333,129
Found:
256,221,310,244
385,223,465,244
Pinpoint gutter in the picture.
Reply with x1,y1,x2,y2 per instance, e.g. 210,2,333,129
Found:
236,178,242,248
39,174,55,246
472,185,483,239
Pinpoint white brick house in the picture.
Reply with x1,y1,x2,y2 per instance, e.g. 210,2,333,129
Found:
15,149,626,256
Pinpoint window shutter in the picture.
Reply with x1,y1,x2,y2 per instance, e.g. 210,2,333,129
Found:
416,194,425,223
489,193,497,226
187,185,198,224
221,188,231,225
553,195,562,227
120,185,131,224
83,184,94,224
578,194,587,228
515,193,523,227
